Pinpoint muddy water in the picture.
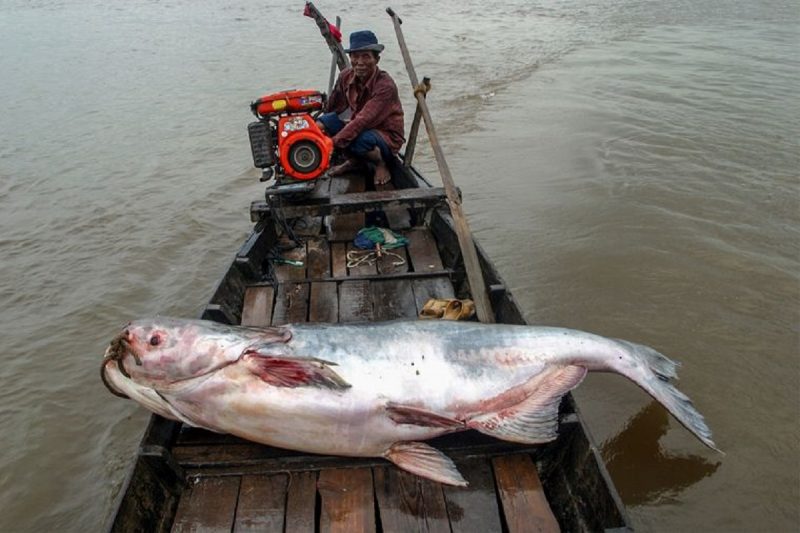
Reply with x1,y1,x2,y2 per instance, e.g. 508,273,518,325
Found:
0,0,797,530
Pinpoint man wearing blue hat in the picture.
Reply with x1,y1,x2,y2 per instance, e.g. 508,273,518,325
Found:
317,30,405,187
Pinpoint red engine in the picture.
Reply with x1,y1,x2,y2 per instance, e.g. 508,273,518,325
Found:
248,89,333,181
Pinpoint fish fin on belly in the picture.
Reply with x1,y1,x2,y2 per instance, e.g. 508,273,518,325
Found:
467,365,587,444
385,442,468,487
242,354,351,390
385,402,465,429
155,392,224,433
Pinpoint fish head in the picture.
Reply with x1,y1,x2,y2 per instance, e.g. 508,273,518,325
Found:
101,317,249,392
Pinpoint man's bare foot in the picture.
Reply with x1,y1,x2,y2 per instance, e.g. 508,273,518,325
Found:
373,163,391,186
328,159,360,177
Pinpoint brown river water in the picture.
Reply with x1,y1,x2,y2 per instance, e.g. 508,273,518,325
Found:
1,0,797,531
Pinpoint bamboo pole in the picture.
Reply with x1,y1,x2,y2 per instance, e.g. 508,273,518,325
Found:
387,8,494,323
403,76,430,168
327,16,342,96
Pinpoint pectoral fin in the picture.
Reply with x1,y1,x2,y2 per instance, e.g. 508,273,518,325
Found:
384,442,468,487
468,365,587,444
243,353,351,390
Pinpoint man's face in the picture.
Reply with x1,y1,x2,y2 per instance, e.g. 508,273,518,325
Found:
350,51,378,81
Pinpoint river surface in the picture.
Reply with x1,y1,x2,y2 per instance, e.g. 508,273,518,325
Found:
1,0,798,531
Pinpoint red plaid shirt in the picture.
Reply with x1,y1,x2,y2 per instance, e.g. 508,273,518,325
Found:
325,67,405,154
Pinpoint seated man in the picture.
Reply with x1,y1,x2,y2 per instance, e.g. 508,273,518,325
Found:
317,30,405,187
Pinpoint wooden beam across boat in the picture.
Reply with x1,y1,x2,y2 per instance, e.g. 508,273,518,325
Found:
250,186,449,221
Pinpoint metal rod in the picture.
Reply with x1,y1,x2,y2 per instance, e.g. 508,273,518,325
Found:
403,76,430,168
327,16,341,96
387,7,494,323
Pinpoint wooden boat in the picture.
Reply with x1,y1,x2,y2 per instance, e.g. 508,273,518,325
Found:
106,156,632,531
107,6,632,529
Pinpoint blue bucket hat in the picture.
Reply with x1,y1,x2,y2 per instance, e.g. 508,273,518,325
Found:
345,30,385,53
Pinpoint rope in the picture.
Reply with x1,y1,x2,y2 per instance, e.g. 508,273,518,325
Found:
346,247,406,268
413,80,431,98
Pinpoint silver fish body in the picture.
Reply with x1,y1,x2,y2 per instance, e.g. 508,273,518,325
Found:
102,318,716,485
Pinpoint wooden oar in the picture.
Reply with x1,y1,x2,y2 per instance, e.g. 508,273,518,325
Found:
387,7,495,323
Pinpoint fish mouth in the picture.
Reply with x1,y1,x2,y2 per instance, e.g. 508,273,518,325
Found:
100,330,142,399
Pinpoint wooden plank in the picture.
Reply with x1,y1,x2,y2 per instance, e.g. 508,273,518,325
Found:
234,474,289,532
325,174,366,241
272,283,309,325
443,459,503,533
310,282,338,323
318,468,376,533
338,280,373,322
406,228,444,272
241,286,275,327
171,476,240,532
305,174,333,202
290,215,324,237
273,241,307,282
411,276,456,315
285,471,318,533
346,242,378,277
376,246,409,276
373,466,449,533
371,279,418,321
306,237,331,279
253,187,448,219
331,242,348,278
492,454,560,533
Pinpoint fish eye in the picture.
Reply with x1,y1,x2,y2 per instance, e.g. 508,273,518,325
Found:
149,334,162,346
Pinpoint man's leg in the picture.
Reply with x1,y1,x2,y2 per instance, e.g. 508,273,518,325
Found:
348,130,393,187
361,147,391,185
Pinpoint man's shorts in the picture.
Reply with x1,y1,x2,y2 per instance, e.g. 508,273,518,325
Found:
318,112,393,163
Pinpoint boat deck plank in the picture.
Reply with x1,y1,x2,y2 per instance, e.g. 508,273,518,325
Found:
234,474,288,533
309,281,338,323
318,468,376,532
169,224,559,532
493,454,560,533
443,458,504,533
284,471,317,533
170,476,240,533
241,286,275,327
373,466,450,533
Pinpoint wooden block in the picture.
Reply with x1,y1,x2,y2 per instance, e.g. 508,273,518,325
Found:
443,459,503,533
326,213,365,242
339,281,373,323
411,277,456,315
318,468,375,533
291,216,323,237
376,247,409,276
406,228,444,272
285,471,317,533
241,286,275,327
306,237,331,279
272,283,309,325
331,242,348,278
171,476,240,532
234,474,288,532
371,279,418,321
373,466,450,533
493,454,560,533
308,175,333,201
346,242,378,277
273,242,307,282
326,173,366,241
310,282,338,323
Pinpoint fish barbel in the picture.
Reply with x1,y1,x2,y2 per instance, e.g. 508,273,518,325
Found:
101,317,717,485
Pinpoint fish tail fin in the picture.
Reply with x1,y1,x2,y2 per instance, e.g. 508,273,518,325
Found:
612,339,719,452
